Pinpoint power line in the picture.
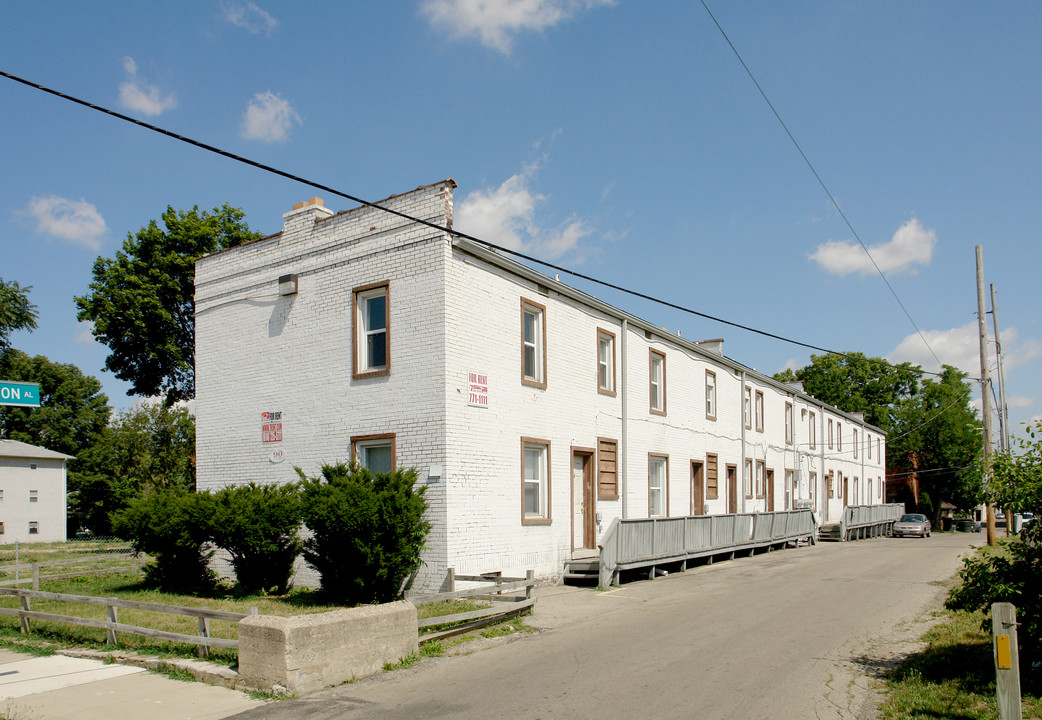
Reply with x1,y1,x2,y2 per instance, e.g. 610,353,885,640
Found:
0,68,964,384
698,0,947,373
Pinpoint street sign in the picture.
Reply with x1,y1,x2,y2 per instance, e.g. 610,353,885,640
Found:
0,380,41,407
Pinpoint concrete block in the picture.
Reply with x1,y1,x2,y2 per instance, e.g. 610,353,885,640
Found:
237,601,418,695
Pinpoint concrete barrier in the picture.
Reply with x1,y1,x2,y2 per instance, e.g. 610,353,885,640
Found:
237,600,418,695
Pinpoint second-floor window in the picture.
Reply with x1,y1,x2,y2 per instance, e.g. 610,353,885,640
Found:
521,299,547,388
809,412,817,449
785,402,793,444
755,391,764,432
353,282,389,378
597,329,616,395
705,370,717,420
649,350,666,415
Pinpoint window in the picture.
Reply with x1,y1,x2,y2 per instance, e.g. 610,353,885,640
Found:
29,463,37,470
837,422,843,451
877,437,881,459
353,282,389,378
867,478,872,502
785,402,793,444
649,454,668,517
0,489,4,502
522,438,551,524
744,386,752,429
755,461,765,498
705,370,717,420
744,458,753,498
29,489,38,503
785,469,794,510
351,434,396,474
28,522,39,535
597,438,618,500
867,433,872,459
0,522,4,534
809,412,817,449
706,453,719,499
597,329,616,396
649,349,666,415
853,429,859,458
828,419,834,449
754,391,764,432
878,476,882,498
810,471,817,500
521,299,547,388
827,471,834,498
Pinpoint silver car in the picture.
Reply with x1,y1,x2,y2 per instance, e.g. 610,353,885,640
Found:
892,514,932,538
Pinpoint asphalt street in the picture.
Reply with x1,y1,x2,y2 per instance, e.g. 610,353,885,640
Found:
228,531,980,720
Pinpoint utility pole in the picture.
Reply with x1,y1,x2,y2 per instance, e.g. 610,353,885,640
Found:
990,283,1012,537
976,245,996,546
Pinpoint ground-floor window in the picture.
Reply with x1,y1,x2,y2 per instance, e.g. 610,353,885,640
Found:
351,433,396,474
649,454,668,517
522,438,551,525
28,521,39,535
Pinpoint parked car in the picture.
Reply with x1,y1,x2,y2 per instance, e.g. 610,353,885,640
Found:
892,514,932,538
1022,512,1034,526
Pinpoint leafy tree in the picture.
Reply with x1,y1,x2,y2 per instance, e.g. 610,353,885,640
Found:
0,279,38,350
298,462,430,605
0,349,110,456
206,482,302,595
69,401,195,535
889,366,983,515
75,204,261,404
773,352,919,431
986,419,1042,514
111,488,216,593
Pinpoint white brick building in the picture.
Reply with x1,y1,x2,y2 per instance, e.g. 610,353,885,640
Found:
0,439,73,543
195,180,886,592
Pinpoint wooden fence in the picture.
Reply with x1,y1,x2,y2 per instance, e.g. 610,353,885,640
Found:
0,587,256,658
412,569,535,642
598,510,816,587
0,553,140,589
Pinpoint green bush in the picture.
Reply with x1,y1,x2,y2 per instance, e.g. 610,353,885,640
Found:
206,482,302,595
946,521,1042,669
298,462,430,605
111,489,216,593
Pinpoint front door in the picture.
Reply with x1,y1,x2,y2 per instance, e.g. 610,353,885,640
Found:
842,473,848,506
766,469,774,512
691,461,705,516
727,465,738,514
572,451,596,551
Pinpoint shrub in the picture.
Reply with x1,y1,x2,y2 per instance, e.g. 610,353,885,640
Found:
206,482,302,595
111,488,216,593
946,521,1042,669
298,462,430,605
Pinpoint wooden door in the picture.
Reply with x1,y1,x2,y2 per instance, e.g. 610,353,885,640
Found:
842,473,848,506
727,465,738,514
766,469,774,512
691,461,705,516
572,451,596,550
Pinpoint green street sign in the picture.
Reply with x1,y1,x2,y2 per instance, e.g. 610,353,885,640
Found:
0,380,41,407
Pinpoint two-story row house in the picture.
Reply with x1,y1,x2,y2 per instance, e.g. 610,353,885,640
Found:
194,180,885,592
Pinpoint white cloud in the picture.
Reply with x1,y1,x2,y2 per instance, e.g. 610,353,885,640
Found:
888,321,1042,380
809,218,936,276
25,195,107,250
421,0,615,54
778,357,804,375
75,321,96,344
221,1,278,35
240,91,301,143
1006,395,1035,409
455,162,593,261
119,57,177,117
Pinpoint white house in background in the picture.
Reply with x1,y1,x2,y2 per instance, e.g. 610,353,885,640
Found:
194,180,886,593
0,439,73,543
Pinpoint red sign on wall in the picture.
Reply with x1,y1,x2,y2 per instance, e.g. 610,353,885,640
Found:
467,372,488,408
261,411,283,443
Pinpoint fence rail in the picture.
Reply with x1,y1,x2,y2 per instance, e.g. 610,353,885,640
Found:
0,553,140,589
411,569,535,641
598,510,816,587
0,587,256,658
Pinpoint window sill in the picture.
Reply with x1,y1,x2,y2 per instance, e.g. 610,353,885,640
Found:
522,517,552,526
354,368,391,380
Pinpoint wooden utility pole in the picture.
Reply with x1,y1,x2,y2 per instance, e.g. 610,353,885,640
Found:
990,283,1012,536
976,245,996,546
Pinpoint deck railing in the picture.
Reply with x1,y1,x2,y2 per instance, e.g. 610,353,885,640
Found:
838,503,905,540
598,510,815,587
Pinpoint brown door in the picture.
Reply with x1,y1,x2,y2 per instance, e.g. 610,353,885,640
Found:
572,451,596,550
691,461,704,516
766,469,774,512
727,465,738,514
842,473,848,506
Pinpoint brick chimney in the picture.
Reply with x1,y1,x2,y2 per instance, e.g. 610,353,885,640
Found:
282,197,334,236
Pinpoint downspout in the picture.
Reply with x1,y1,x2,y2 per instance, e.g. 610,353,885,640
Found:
860,422,866,505
819,405,826,522
621,319,628,520
740,370,747,514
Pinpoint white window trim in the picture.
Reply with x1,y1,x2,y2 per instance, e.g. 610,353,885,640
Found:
649,454,668,517
705,370,717,420
521,299,547,388
522,438,551,525
353,282,390,379
597,329,616,396
649,349,666,415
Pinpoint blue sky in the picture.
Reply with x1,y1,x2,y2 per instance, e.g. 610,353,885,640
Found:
2,1,1040,438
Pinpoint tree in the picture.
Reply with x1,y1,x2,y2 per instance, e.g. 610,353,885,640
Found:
0,349,110,456
986,419,1042,514
0,279,38,350
773,352,920,431
298,462,430,605
69,400,196,535
75,205,261,404
889,366,983,515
